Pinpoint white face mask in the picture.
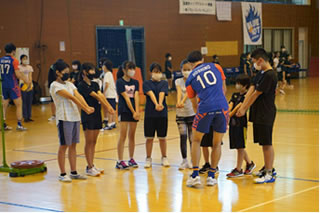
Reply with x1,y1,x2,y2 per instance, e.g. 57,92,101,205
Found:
235,84,242,90
127,69,135,77
254,62,262,71
182,71,191,78
152,73,162,81
168,57,172,61
22,59,28,65
72,65,78,70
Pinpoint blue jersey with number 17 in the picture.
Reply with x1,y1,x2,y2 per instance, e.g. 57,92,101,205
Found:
0,55,19,89
185,62,228,114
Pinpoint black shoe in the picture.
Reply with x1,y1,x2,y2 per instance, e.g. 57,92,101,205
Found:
24,119,30,123
199,163,211,174
28,118,34,122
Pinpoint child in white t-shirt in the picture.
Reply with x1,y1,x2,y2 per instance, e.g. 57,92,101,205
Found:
102,60,117,130
50,60,94,182
175,60,195,170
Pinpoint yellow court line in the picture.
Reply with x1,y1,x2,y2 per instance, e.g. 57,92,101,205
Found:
237,185,319,212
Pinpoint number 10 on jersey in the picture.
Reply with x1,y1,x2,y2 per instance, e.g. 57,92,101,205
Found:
196,70,217,89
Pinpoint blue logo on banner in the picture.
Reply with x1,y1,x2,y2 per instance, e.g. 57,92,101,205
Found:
245,5,261,42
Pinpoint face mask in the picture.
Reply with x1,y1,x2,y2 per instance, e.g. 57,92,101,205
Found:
22,60,28,65
87,73,95,80
168,57,172,61
61,73,69,81
152,73,162,81
127,69,135,77
254,62,262,71
72,65,78,70
182,71,191,78
235,84,242,90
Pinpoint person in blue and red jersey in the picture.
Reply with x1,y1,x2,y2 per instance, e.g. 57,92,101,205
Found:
185,50,228,187
0,43,29,131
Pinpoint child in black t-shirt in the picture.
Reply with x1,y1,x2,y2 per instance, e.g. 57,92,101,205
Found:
283,54,295,89
143,63,170,168
115,61,140,169
77,63,115,177
226,74,255,178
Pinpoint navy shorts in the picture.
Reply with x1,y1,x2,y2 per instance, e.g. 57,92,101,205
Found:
107,98,116,110
2,86,21,100
144,117,168,139
192,110,229,134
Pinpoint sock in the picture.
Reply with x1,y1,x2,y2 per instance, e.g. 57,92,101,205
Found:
60,173,67,176
17,121,22,126
71,171,78,175
191,167,199,178
266,169,273,175
208,167,216,178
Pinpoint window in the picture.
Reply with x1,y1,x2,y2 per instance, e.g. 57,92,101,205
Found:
262,29,293,54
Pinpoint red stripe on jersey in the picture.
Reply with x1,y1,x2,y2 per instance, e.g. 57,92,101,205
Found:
214,64,226,81
186,85,196,98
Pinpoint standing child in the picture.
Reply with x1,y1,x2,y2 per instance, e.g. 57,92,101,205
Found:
237,48,278,183
50,60,94,182
144,63,170,168
102,59,117,130
226,74,256,178
19,54,34,122
77,63,115,176
116,61,140,169
175,60,195,170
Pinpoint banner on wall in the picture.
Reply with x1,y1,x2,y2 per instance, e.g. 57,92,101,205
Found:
241,2,262,45
216,1,232,21
179,0,216,15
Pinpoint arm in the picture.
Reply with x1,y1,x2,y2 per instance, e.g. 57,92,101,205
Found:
190,97,198,114
134,91,140,120
121,91,136,115
180,94,188,106
229,103,242,117
146,91,159,106
104,82,109,96
222,80,227,95
176,85,182,108
57,89,94,114
90,90,115,114
228,102,234,112
15,69,29,84
236,90,262,117
158,92,165,111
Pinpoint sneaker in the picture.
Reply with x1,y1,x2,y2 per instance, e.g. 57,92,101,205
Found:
103,126,113,130
199,163,211,174
254,172,276,184
116,161,130,170
206,176,217,186
93,166,104,174
226,168,244,178
111,123,117,129
215,166,220,174
128,159,139,168
253,166,277,177
179,159,190,170
48,115,56,121
186,175,201,187
86,167,100,176
244,161,256,175
16,125,27,131
59,175,72,182
144,158,152,168
70,173,87,180
3,123,12,131
279,89,286,95
161,157,170,167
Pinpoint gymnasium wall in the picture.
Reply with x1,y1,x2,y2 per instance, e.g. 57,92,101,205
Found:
0,0,318,92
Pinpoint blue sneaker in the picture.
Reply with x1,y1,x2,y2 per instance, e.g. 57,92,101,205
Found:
116,161,130,170
128,159,139,168
254,171,276,184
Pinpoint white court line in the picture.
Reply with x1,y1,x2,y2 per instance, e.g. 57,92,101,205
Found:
237,185,319,212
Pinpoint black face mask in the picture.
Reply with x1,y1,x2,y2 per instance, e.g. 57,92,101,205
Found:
61,73,69,81
87,73,95,80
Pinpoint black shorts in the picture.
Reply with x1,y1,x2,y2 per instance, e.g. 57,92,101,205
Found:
165,71,172,79
253,123,273,146
277,71,283,81
119,112,138,122
82,111,102,131
144,117,168,139
229,126,247,149
200,126,224,147
107,98,116,110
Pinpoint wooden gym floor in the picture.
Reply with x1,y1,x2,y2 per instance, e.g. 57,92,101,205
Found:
0,77,318,212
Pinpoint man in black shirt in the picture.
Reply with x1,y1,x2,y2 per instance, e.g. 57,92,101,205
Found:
236,48,277,184
164,53,173,90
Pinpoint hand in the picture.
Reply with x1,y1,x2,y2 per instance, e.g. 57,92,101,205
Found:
155,104,162,111
236,108,245,117
133,112,140,121
159,104,164,111
86,107,95,115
